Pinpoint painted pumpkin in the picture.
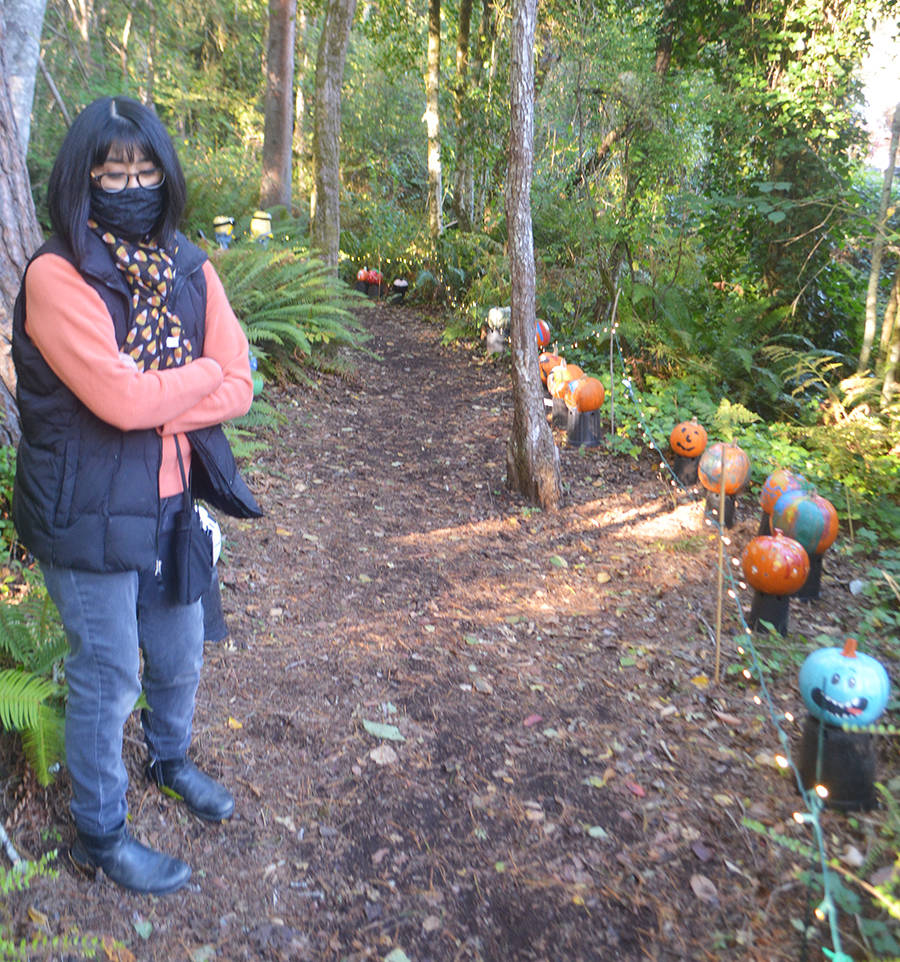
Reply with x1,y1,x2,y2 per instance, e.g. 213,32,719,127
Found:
741,530,810,596
547,363,584,400
669,420,708,458
798,638,891,728
538,352,562,383
698,442,751,495
536,319,551,349
771,491,839,556
564,376,605,412
356,267,368,282
759,468,814,515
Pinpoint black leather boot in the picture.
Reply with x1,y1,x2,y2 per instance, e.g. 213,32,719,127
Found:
70,826,191,895
147,757,234,822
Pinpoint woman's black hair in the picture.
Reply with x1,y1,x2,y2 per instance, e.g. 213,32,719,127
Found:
47,96,187,259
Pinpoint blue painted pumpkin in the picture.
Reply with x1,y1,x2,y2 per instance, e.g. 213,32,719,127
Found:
771,490,839,556
799,639,891,728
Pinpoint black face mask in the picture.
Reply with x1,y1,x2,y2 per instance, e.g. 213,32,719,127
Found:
90,185,165,242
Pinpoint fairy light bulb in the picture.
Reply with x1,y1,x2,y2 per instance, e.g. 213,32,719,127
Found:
775,754,789,769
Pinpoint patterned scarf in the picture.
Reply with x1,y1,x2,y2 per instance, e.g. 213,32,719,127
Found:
91,222,196,371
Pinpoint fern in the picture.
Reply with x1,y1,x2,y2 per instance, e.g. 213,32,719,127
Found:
0,589,68,785
213,247,370,383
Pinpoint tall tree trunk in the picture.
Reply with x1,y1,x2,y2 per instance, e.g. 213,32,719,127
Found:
860,103,900,373
310,0,357,268
880,263,899,404
452,0,473,231
3,0,48,151
261,0,297,210
424,0,442,239
0,45,44,443
294,5,312,195
505,0,560,510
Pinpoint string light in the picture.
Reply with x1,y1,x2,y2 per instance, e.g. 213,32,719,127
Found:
602,319,856,962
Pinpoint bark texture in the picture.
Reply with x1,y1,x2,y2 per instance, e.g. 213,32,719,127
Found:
0,43,43,442
452,0,473,231
261,0,297,211
504,0,560,510
3,0,48,151
310,0,357,268
424,0,442,239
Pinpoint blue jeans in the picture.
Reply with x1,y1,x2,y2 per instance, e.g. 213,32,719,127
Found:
41,498,204,836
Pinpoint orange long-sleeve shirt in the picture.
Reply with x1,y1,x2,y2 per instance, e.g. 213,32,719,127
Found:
25,252,253,498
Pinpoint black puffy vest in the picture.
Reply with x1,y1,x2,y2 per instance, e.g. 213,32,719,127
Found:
12,228,208,572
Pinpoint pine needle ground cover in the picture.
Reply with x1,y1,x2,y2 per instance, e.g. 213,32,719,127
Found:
0,303,896,962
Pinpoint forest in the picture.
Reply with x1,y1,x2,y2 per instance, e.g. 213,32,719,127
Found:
0,0,898,958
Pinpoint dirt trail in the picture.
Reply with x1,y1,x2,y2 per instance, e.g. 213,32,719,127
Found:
4,302,880,962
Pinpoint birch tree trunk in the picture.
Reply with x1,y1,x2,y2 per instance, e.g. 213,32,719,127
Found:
3,0,48,151
0,43,44,442
452,0,473,231
424,0,442,239
310,0,357,269
504,0,560,510
859,102,900,372
261,0,297,210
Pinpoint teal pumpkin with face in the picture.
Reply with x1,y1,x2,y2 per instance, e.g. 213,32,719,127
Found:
798,639,891,728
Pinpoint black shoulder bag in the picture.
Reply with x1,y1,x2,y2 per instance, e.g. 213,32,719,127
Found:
173,436,215,605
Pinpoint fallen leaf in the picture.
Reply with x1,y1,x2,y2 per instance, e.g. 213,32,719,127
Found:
691,675,710,689
473,677,494,694
690,873,719,904
422,915,442,933
596,571,611,584
227,716,243,730
692,841,714,862
624,780,646,798
588,825,609,839
362,719,405,742
274,815,297,832
27,907,49,927
549,554,568,569
370,744,399,766
713,710,742,726
583,768,615,789
275,527,293,537
523,714,543,727
713,793,733,807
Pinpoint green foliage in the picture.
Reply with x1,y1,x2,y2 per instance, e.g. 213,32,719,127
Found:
1,852,101,960
0,591,67,786
225,396,288,461
0,448,17,562
212,246,370,383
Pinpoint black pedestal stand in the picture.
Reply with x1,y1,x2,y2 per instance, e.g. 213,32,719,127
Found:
798,714,877,811
566,408,602,447
672,454,700,485
706,491,736,528
795,553,823,602
747,590,790,635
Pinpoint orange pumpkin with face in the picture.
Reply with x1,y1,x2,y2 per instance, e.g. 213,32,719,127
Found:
669,420,707,458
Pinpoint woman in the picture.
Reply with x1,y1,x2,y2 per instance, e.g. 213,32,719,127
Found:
12,96,259,895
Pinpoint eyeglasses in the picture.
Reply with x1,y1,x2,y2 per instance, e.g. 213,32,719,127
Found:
91,169,166,193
